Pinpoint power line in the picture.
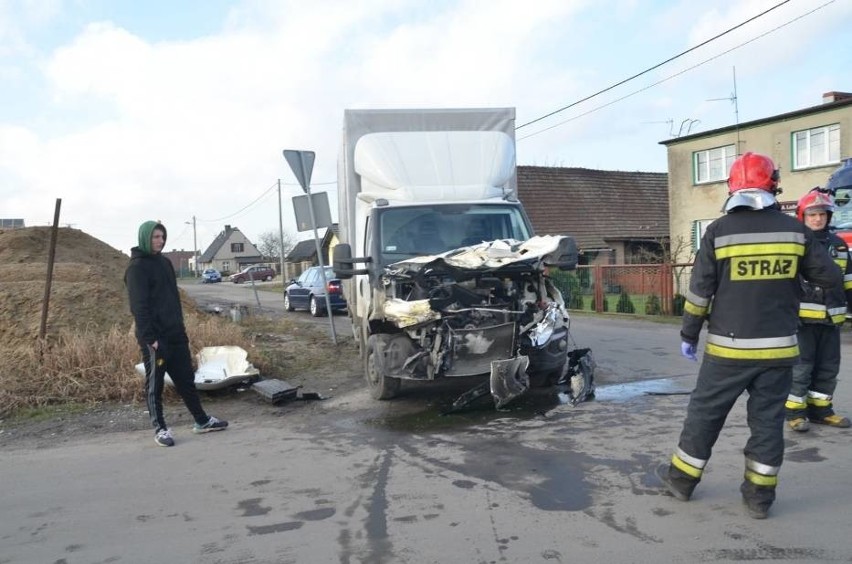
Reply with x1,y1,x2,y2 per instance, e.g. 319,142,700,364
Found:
516,0,793,130
517,0,834,142
197,177,337,225
197,181,278,223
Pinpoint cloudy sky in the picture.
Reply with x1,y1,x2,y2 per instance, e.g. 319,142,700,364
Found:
1,0,849,255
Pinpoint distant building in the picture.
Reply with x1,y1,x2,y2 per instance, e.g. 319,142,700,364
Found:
518,166,669,265
0,219,25,228
661,91,852,260
197,225,265,276
162,249,195,277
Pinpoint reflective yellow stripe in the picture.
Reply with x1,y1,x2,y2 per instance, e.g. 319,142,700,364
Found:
715,242,805,259
705,343,799,360
834,258,847,269
799,309,826,319
684,302,707,316
745,470,778,487
672,454,703,479
785,399,807,410
845,280,852,291
831,314,847,324
807,397,832,407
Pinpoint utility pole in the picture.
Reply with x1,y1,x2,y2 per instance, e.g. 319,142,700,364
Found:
277,179,286,292
186,216,199,276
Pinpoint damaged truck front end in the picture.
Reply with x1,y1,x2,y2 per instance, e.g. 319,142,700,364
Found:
335,235,595,410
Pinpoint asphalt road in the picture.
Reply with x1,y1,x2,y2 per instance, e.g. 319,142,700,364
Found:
3,289,852,562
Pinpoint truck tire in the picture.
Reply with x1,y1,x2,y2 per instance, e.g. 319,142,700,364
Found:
365,336,401,400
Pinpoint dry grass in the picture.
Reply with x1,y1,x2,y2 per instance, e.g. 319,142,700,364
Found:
0,312,258,417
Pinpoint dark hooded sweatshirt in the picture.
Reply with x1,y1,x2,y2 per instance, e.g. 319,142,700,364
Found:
125,221,188,347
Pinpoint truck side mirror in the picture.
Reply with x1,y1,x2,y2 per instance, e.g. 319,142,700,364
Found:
543,236,578,271
333,244,371,278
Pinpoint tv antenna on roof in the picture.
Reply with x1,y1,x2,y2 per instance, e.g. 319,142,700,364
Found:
707,66,741,154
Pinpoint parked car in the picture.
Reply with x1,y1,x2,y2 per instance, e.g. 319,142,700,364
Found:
284,266,347,316
201,268,222,283
229,264,276,284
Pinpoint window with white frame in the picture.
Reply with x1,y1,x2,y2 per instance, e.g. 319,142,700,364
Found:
692,219,715,251
693,145,736,184
793,124,840,169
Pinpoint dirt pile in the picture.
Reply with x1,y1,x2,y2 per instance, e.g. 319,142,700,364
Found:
0,227,132,344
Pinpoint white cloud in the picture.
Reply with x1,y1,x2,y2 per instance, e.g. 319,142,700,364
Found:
1,0,849,251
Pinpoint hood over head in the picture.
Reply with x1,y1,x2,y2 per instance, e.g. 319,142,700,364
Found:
137,220,167,254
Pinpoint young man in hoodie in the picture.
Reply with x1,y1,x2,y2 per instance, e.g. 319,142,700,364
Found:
125,220,228,447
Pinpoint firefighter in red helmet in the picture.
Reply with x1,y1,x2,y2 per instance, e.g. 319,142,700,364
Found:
787,188,852,431
657,152,839,519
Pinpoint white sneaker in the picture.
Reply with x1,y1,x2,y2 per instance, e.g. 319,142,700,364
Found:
154,428,175,447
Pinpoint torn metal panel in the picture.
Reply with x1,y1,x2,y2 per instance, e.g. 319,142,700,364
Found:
490,355,530,409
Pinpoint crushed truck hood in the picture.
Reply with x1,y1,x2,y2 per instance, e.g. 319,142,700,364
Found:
387,235,575,273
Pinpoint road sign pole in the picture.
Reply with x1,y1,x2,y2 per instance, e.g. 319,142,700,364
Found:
283,149,337,345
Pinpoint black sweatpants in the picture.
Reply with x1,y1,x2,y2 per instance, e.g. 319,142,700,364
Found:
142,338,208,431
678,359,791,468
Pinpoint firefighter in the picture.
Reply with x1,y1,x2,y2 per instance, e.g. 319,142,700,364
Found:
656,152,839,519
786,189,852,431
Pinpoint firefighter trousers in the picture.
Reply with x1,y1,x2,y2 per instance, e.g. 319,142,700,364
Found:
678,359,791,470
791,323,840,399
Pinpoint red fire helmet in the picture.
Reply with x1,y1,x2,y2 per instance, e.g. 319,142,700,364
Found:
727,152,780,193
796,189,834,222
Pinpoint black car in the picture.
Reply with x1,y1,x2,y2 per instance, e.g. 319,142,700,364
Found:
284,266,347,317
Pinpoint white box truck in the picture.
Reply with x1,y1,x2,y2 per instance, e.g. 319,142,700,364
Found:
333,108,593,409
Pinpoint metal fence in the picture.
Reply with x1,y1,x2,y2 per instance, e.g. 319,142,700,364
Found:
549,263,694,317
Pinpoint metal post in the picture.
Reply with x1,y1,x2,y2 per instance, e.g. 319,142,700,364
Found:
307,189,338,345
278,179,286,301
192,216,199,277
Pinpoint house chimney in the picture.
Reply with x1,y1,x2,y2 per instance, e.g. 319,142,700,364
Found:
225,225,231,231
823,91,852,104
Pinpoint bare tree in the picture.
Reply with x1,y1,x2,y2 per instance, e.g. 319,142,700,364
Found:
256,230,296,261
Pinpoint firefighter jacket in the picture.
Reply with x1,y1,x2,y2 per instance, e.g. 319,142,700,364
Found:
798,228,852,325
682,207,839,366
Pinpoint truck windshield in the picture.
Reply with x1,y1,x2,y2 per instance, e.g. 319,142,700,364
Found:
378,204,532,262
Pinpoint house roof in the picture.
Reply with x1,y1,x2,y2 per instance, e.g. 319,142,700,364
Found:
659,94,852,146
286,239,318,262
517,166,669,251
285,224,339,262
199,225,239,262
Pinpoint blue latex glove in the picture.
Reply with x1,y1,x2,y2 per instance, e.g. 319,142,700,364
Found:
681,341,697,361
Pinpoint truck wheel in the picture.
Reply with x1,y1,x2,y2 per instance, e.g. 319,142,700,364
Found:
284,294,294,312
310,296,323,317
365,336,401,400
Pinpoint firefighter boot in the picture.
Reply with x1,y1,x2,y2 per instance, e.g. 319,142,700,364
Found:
740,481,775,520
785,395,809,432
655,463,698,502
809,413,851,428
807,392,851,428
